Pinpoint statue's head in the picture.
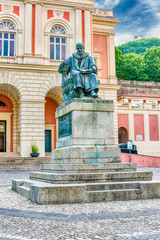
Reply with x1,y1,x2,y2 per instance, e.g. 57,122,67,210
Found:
76,43,84,55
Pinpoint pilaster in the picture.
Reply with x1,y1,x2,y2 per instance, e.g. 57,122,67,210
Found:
75,9,82,44
144,112,149,141
129,112,134,141
24,2,32,56
84,10,91,54
107,34,117,85
35,3,42,56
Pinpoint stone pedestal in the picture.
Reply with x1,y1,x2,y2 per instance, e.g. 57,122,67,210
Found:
53,98,121,164
12,98,160,205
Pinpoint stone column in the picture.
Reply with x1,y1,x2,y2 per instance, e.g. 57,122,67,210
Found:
19,100,45,157
75,9,82,44
24,2,32,56
35,3,42,56
107,33,117,84
84,10,91,54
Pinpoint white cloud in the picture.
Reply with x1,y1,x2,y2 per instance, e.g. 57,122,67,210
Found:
139,0,160,38
138,0,160,17
94,0,120,9
115,33,134,46
146,24,160,39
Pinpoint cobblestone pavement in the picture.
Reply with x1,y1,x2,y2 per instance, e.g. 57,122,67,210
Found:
0,168,160,240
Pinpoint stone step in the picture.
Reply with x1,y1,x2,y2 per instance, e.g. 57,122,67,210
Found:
12,179,160,204
29,171,152,184
0,153,20,157
40,163,137,173
15,179,42,198
0,165,39,170
52,157,121,164
87,188,143,202
0,157,51,162
17,185,30,199
85,181,140,191
0,157,52,169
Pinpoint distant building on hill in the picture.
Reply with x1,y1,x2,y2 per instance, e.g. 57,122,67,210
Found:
134,35,146,40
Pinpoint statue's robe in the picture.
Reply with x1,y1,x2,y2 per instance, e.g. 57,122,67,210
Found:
59,52,99,93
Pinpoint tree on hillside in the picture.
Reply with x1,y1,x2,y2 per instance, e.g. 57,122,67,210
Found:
115,47,148,81
144,47,160,82
118,38,160,55
115,47,124,79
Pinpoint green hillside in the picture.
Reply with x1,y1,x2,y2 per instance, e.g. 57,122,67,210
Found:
115,46,160,82
118,38,160,55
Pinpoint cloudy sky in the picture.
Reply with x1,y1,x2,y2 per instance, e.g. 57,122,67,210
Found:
94,0,160,46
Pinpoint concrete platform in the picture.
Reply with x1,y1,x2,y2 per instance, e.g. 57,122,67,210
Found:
12,177,160,204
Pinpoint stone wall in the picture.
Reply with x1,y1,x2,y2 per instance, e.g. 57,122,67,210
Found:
118,80,160,96
0,67,63,157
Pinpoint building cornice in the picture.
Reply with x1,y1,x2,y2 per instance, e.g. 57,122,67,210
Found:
93,28,115,35
0,63,59,73
18,0,94,9
92,15,120,27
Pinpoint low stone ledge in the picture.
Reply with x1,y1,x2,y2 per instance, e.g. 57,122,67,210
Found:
29,184,87,204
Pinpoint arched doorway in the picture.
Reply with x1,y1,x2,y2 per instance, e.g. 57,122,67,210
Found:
45,97,59,154
118,127,128,144
0,94,13,152
45,87,62,155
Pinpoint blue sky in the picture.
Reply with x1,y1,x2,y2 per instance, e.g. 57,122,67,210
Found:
94,0,160,45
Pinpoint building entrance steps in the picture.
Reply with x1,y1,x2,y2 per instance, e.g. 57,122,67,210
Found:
0,157,52,169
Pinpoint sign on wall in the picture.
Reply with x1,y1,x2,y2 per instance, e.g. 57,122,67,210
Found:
136,135,143,141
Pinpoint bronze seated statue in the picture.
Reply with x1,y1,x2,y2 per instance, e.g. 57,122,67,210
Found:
58,43,99,102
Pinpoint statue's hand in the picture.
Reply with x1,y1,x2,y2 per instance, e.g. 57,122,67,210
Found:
79,69,93,74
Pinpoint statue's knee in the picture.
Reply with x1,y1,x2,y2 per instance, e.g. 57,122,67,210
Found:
90,73,97,79
73,71,81,78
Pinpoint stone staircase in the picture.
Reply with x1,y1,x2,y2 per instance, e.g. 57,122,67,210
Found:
12,162,160,204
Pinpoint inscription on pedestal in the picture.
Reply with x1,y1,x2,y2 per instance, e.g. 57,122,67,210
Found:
58,112,72,138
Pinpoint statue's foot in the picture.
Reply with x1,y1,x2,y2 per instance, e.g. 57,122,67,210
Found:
80,92,85,98
90,90,98,98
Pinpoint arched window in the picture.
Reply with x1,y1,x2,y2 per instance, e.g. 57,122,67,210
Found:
0,21,16,57
50,25,67,60
0,100,6,106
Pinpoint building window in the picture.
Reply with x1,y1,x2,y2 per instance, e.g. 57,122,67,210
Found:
0,101,6,106
50,26,66,60
0,21,16,57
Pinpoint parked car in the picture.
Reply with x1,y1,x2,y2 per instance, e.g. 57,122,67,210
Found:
118,143,138,154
